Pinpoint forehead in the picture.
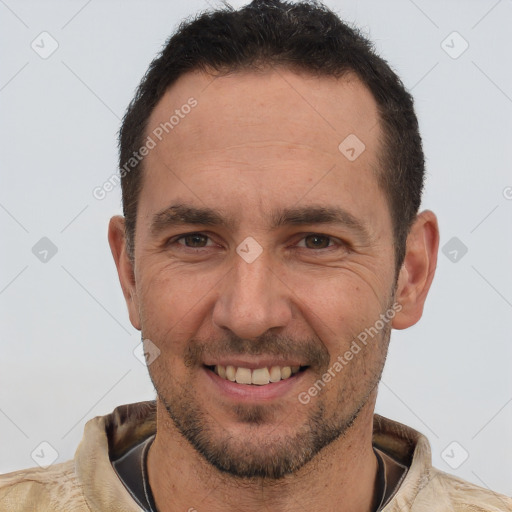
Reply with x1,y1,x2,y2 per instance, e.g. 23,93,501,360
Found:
138,67,388,238
146,67,381,161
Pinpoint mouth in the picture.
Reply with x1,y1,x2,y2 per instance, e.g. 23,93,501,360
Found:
204,364,309,385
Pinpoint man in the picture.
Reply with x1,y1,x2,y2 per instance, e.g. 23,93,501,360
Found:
1,0,510,510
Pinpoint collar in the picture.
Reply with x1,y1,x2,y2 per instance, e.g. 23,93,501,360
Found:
74,401,432,511
111,436,408,512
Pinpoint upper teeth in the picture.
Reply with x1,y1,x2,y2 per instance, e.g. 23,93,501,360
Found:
215,365,300,385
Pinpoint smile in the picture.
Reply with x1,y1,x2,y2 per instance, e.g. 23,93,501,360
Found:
205,365,306,385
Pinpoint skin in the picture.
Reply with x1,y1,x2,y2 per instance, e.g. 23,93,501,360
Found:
109,67,439,512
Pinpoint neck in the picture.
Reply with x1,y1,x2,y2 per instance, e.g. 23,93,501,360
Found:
147,394,379,512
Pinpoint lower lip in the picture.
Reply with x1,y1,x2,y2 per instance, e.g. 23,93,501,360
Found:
202,366,308,402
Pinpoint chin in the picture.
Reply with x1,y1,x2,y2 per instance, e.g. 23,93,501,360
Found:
158,389,362,480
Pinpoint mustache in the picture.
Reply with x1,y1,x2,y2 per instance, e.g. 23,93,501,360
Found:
184,331,330,369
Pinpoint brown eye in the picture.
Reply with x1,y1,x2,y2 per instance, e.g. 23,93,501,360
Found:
303,235,332,249
178,234,209,247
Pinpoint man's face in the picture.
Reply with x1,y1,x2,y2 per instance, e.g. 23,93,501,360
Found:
128,68,398,478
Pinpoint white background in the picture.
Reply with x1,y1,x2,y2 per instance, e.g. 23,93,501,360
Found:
1,0,511,497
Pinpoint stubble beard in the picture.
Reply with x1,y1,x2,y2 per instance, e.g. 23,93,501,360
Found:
145,307,392,480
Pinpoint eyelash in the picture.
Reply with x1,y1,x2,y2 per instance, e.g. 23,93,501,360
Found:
168,232,346,253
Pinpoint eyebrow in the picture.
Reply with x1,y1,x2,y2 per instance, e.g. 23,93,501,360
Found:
150,203,236,234
150,203,373,243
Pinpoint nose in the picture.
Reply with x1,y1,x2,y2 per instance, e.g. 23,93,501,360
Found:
211,250,293,340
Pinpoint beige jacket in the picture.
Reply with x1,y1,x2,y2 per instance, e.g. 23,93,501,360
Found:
0,400,510,511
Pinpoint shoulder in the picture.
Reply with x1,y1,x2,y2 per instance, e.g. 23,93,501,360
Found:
373,415,512,511
0,401,156,512
0,460,90,512
410,467,512,511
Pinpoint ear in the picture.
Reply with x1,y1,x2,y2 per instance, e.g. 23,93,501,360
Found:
108,215,141,331
392,210,439,330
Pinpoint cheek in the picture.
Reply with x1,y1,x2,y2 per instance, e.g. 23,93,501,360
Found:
288,272,388,352
137,262,216,343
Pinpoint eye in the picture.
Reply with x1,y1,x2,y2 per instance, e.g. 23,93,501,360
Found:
174,233,214,248
167,232,345,253
296,234,338,250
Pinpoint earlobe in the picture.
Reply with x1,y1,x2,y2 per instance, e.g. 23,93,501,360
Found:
392,210,439,330
108,215,141,331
